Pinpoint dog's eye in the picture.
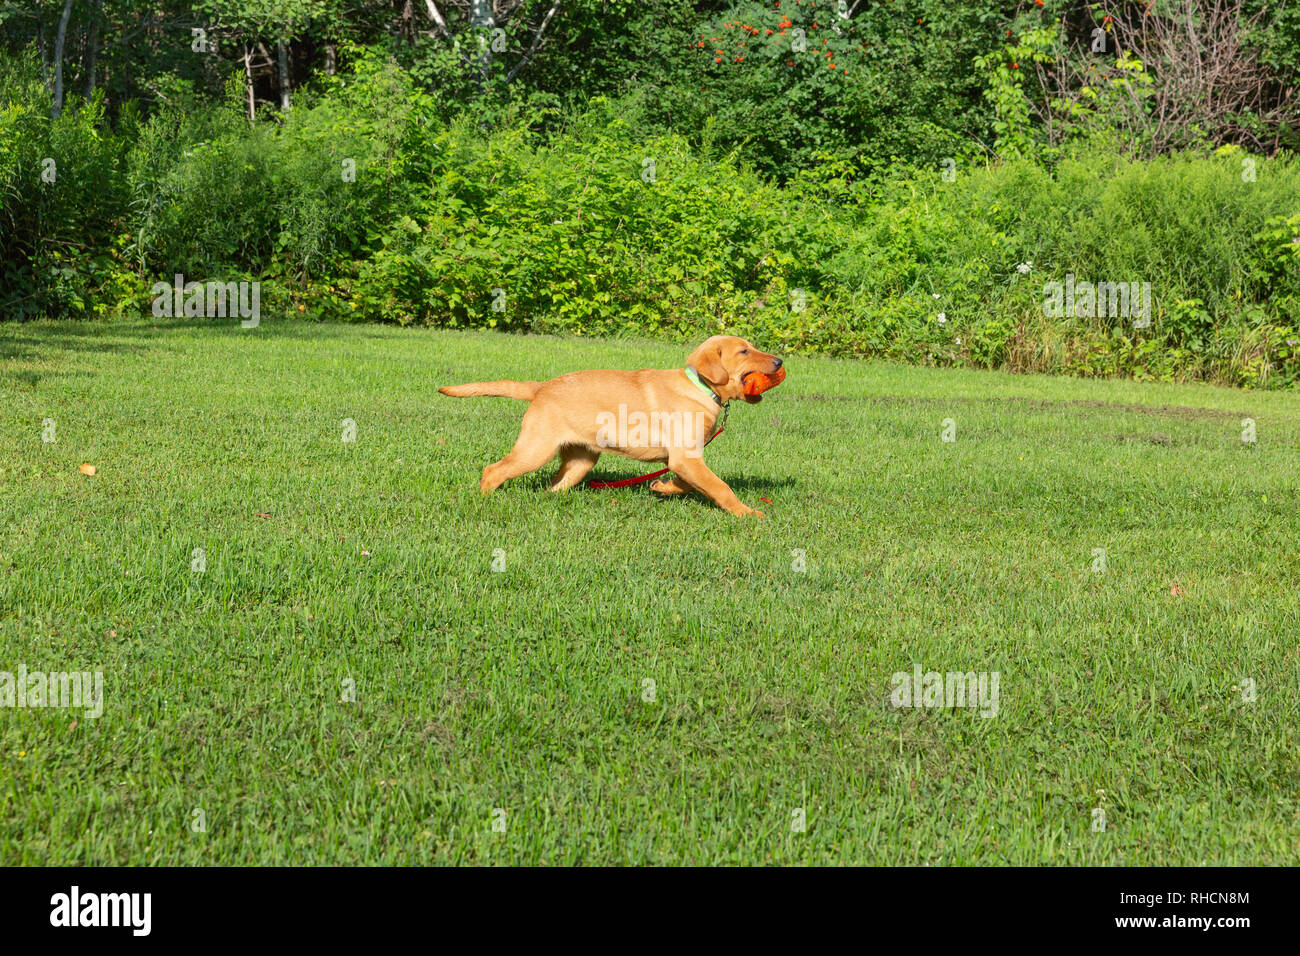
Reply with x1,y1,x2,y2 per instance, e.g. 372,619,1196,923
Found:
739,349,750,355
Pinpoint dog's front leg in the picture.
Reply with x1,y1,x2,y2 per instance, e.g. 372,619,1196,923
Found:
668,454,763,517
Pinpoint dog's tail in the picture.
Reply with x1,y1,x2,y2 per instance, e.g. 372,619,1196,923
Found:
438,380,540,402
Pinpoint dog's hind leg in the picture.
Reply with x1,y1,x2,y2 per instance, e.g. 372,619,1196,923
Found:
481,418,561,495
649,476,694,496
549,446,600,491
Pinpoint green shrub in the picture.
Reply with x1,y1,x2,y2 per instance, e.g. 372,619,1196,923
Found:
0,52,128,318
3,44,1298,389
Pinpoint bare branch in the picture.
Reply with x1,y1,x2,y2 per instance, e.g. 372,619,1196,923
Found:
506,0,562,83
1034,0,1296,157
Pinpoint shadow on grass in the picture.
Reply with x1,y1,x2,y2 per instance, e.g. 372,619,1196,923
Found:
580,474,797,494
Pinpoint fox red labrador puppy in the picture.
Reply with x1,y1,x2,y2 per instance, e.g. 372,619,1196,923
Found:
439,335,784,516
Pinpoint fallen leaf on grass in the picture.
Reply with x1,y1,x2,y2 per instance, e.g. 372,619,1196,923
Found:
79,464,97,476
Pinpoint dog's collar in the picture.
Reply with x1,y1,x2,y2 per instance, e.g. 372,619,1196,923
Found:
684,366,724,405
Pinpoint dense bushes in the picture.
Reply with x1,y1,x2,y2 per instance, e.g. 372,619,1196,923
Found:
0,55,128,318
3,43,1299,387
796,148,1300,386
125,59,434,282
567,0,990,182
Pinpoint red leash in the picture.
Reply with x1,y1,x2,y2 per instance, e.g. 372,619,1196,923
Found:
587,467,674,490
587,405,728,489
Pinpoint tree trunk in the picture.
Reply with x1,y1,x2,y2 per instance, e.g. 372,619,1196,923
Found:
277,38,291,111
472,0,495,79
243,43,256,123
83,0,104,101
324,43,337,75
422,0,452,40
51,0,74,118
401,0,414,44
35,5,51,92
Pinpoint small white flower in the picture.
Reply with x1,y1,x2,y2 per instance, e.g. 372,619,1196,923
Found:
1017,261,1032,274
937,312,946,324
955,337,962,345
932,292,941,299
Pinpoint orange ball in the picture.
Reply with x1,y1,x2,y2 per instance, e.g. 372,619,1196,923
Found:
743,366,786,396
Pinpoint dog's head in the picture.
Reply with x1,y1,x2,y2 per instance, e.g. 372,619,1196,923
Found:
686,336,785,404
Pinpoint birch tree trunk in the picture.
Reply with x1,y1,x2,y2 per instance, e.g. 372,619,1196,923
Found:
422,0,451,40
471,0,494,86
277,38,291,111
243,43,256,123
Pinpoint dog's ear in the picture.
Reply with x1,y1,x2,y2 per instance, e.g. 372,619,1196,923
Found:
686,339,729,387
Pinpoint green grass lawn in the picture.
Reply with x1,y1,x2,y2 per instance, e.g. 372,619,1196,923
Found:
1,317,1298,865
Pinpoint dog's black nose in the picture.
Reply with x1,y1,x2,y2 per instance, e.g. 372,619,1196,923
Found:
772,358,783,369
